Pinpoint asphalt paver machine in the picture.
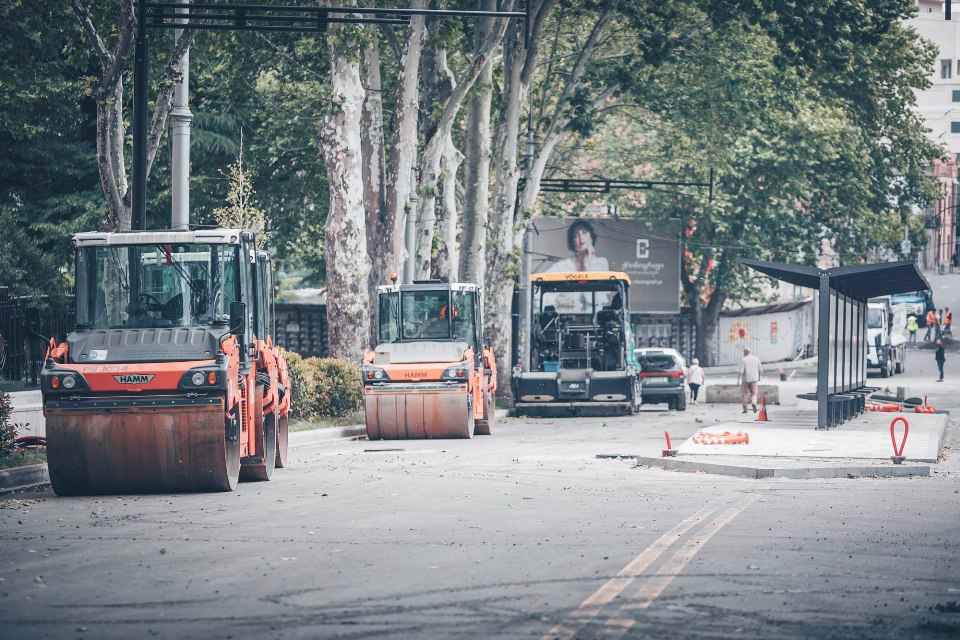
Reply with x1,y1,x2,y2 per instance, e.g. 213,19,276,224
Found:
512,271,641,416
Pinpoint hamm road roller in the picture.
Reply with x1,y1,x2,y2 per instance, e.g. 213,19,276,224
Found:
512,271,641,416
40,228,290,495
362,278,497,439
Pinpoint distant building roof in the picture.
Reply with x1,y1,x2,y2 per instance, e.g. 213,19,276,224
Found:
721,299,812,317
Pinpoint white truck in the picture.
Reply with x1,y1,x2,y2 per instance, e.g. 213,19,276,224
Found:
866,297,907,378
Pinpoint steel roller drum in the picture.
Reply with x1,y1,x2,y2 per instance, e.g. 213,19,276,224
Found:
365,388,471,439
45,400,240,495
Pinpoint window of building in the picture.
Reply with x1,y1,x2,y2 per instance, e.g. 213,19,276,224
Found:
942,60,953,79
953,90,960,102
951,122,960,134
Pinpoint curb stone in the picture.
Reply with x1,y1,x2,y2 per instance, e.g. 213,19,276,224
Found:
597,454,931,479
0,464,49,493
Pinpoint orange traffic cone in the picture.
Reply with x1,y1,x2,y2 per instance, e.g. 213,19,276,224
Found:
756,393,768,422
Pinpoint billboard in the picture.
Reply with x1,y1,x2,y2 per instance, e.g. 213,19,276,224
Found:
528,217,681,314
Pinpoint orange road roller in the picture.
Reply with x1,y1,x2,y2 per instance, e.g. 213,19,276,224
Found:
362,278,496,439
40,229,290,495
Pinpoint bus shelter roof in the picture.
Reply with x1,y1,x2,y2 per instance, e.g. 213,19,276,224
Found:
738,259,930,301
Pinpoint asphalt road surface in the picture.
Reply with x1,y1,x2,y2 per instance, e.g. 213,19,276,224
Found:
2,343,959,640
3,272,960,639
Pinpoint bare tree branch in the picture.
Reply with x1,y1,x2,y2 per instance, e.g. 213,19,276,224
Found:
541,0,620,144
145,29,198,178
71,0,113,68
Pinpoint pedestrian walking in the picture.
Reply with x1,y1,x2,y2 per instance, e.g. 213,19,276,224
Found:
945,307,953,337
686,357,705,405
924,308,937,341
906,315,919,344
935,338,946,381
737,347,763,413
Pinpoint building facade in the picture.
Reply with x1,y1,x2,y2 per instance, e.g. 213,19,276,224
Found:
907,1,960,270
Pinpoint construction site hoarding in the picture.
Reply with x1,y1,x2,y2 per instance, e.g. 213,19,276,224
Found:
528,217,681,314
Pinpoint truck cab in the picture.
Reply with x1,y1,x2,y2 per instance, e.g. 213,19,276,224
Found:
866,297,906,378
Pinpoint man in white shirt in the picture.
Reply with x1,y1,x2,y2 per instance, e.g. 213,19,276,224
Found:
737,347,762,413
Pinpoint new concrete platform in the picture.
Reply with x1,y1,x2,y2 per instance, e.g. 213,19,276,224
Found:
605,406,950,479
674,407,948,463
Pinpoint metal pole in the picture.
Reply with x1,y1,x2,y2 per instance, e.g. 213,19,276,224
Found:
171,0,192,230
816,274,831,430
519,227,533,370
132,0,149,230
404,168,418,283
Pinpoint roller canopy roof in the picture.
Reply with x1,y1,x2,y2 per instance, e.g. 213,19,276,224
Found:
531,271,631,284
738,258,930,301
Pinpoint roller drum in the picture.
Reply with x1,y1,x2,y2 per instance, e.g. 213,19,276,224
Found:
365,389,471,440
46,400,240,495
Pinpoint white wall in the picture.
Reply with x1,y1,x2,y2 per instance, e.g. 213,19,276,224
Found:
714,301,815,366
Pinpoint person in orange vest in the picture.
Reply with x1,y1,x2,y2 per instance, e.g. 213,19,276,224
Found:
945,307,953,337
924,308,938,341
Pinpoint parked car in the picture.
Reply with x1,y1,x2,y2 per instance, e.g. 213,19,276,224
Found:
634,347,687,411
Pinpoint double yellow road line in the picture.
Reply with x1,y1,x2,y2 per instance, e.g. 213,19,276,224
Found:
544,496,757,639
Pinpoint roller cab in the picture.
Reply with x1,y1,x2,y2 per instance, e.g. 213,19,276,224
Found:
512,272,641,417
41,229,289,495
363,280,496,439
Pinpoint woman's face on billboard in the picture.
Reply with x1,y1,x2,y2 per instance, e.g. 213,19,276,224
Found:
572,227,593,253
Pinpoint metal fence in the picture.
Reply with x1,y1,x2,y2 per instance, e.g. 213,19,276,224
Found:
275,303,329,357
0,289,75,386
631,312,698,362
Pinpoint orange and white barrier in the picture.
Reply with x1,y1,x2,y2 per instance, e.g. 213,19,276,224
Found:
866,402,901,412
692,430,750,445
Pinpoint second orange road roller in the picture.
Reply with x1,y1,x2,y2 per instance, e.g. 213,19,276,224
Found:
362,278,497,439
39,228,290,495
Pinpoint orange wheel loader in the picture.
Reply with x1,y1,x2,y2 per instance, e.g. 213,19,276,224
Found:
40,229,290,495
362,278,496,439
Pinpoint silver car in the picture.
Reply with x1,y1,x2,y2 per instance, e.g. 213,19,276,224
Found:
634,348,687,411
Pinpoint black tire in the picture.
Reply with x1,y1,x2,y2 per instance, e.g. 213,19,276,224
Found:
898,350,906,374
880,359,890,378
666,397,675,411
675,392,687,412
275,414,289,468
474,386,493,436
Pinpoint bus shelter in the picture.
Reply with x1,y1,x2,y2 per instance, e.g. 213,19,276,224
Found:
739,259,930,429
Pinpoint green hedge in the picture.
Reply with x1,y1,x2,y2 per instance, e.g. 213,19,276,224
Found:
0,390,19,455
284,352,363,420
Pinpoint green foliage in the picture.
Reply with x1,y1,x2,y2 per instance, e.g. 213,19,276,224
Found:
0,391,20,456
0,2,103,297
284,352,363,420
212,137,270,249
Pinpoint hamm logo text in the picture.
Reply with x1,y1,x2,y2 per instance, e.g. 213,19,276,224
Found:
114,374,155,385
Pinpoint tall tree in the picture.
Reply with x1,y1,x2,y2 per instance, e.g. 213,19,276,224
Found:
413,1,514,281
319,13,371,361
71,0,196,231
458,0,497,286
380,4,427,287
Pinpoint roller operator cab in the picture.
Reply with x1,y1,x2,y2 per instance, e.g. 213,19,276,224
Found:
40,229,291,495
362,280,497,439
513,272,641,417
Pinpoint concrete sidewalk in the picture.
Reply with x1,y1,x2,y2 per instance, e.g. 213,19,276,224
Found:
605,406,951,480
